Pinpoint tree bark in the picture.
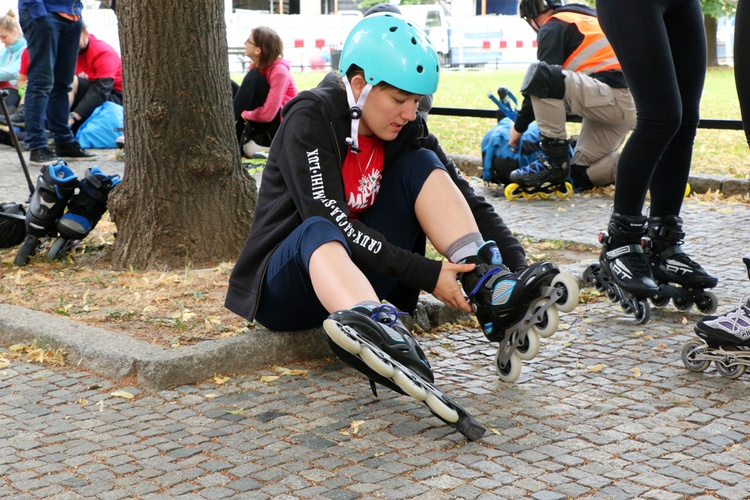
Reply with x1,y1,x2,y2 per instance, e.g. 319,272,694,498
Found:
108,0,256,270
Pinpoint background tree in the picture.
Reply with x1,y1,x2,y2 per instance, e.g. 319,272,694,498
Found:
108,0,256,270
702,0,737,67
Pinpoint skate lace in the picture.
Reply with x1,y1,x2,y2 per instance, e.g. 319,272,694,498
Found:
466,267,504,299
370,304,408,327
710,295,750,331
515,160,546,176
623,252,652,277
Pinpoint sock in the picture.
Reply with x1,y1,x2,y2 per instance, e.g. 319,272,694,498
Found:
354,300,381,313
447,232,484,263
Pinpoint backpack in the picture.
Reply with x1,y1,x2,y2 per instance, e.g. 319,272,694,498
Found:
480,117,542,185
76,101,124,149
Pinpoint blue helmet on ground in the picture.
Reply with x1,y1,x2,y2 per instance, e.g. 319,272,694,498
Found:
339,13,440,96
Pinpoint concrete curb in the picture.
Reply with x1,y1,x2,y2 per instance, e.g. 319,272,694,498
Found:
450,154,750,196
0,265,589,390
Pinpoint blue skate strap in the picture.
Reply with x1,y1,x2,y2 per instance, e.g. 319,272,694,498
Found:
466,266,505,299
370,304,408,327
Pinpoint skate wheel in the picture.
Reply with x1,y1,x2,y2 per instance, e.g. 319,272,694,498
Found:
650,295,670,308
516,329,540,361
359,345,396,378
551,273,579,313
504,183,522,200
634,300,650,325
424,392,459,423
521,191,534,200
323,319,362,355
392,369,428,401
530,298,559,338
537,191,551,199
684,183,691,197
495,351,522,382
610,290,622,304
13,237,37,267
620,300,632,313
47,237,68,260
582,264,599,284
557,182,574,199
714,359,746,379
673,298,694,312
697,292,718,315
681,340,710,373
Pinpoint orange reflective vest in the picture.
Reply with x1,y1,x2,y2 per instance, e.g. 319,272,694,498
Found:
546,11,621,75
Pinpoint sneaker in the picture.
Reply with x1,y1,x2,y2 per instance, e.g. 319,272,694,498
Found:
0,104,25,127
55,141,96,161
29,147,58,166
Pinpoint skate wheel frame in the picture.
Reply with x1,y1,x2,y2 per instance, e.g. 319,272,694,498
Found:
530,298,559,338
516,330,540,361
681,340,711,373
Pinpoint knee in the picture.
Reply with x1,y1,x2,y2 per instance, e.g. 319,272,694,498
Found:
520,61,566,100
299,216,348,253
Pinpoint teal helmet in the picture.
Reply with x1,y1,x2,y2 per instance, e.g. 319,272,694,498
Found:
339,13,440,95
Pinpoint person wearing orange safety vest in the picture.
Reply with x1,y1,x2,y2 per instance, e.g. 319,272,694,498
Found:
508,0,635,192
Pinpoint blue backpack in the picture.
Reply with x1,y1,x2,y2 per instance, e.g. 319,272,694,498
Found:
481,117,541,185
76,101,124,149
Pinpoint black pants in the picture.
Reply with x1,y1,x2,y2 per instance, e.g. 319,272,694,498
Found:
232,69,280,147
596,0,706,218
737,0,750,147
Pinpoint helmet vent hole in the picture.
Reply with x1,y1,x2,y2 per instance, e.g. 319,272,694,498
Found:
416,65,424,74
390,26,397,33
411,36,417,45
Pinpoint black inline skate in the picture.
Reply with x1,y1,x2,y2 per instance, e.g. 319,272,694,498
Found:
459,241,579,382
47,167,121,259
646,215,718,314
324,303,487,441
14,160,78,266
682,255,750,380
505,136,574,200
583,213,658,324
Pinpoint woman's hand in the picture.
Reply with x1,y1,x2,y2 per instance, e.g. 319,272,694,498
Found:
432,261,476,312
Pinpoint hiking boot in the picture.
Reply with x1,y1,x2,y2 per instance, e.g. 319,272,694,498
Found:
29,147,58,166
55,141,97,161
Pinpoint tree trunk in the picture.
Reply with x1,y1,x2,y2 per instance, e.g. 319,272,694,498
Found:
108,0,256,270
705,14,718,67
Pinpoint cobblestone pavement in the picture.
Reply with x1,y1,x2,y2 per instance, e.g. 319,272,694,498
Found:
3,144,750,499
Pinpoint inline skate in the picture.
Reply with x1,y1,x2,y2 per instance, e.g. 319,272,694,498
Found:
14,160,78,266
583,213,658,324
324,303,487,441
646,215,718,314
505,136,574,200
459,241,579,382
47,167,121,259
682,256,750,379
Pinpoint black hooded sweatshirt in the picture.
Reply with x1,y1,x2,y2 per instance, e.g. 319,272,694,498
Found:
225,72,526,323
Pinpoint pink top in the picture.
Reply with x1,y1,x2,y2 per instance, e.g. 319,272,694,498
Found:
241,58,298,123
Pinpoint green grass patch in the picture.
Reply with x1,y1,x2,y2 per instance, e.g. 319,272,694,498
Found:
241,66,747,178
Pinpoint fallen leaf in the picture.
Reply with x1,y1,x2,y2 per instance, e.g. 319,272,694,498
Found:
214,374,229,385
588,364,605,372
205,393,219,399
111,390,134,399
631,367,641,378
226,408,244,415
681,317,688,324
261,375,280,382
0,358,9,369
349,420,365,434
273,365,309,376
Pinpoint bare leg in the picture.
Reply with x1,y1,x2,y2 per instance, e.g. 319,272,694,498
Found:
414,169,480,255
309,241,379,312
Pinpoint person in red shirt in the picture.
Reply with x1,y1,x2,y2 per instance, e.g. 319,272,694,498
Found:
68,24,122,132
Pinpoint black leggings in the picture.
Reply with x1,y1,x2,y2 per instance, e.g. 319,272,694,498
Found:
232,69,280,145
596,0,706,218
737,0,750,147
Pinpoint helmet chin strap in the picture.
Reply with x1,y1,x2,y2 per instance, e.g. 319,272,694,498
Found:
343,75,373,152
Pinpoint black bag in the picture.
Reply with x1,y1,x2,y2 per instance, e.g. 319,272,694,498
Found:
0,202,26,248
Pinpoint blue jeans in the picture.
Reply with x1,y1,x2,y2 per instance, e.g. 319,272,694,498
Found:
255,148,446,331
19,10,82,150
